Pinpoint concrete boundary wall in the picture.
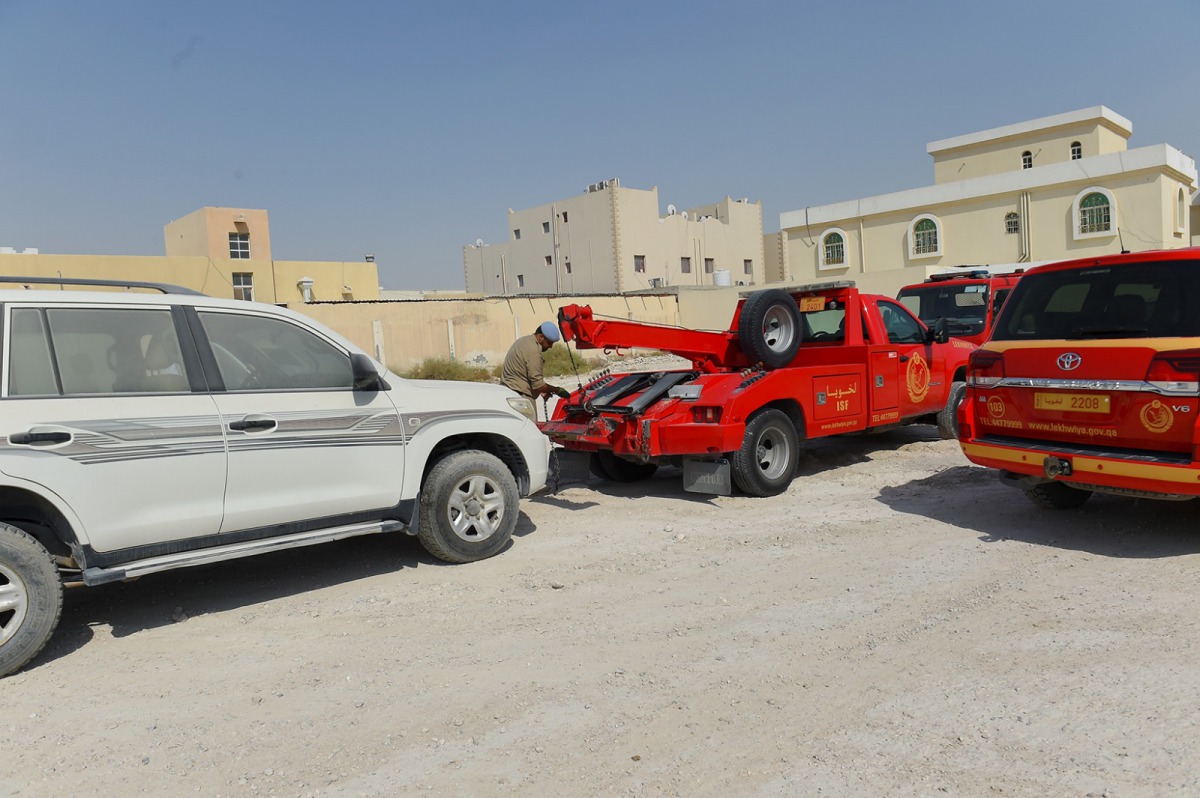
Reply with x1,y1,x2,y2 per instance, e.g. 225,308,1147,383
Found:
293,293,697,372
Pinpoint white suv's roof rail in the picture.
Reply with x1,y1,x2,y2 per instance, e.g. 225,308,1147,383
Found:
0,275,205,296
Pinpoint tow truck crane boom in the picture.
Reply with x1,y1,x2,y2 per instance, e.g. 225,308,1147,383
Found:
557,303,743,373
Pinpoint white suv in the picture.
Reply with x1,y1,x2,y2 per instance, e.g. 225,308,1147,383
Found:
0,279,549,676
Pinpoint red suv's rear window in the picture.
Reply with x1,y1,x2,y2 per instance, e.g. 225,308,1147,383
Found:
991,259,1200,341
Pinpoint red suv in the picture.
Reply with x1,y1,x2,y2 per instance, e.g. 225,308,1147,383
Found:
958,247,1200,508
898,267,1024,346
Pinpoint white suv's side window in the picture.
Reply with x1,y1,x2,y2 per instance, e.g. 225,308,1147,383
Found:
197,311,353,391
9,307,189,396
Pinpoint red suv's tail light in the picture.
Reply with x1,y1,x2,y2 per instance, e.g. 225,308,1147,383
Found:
1146,349,1200,394
967,349,1005,388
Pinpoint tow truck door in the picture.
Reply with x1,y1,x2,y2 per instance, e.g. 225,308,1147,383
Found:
875,299,947,419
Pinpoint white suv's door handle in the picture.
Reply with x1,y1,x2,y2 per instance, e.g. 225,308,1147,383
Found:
228,415,277,433
10,428,72,446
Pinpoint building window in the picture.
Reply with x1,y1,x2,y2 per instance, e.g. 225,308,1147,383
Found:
1004,212,1020,235
517,274,525,288
1021,151,1033,170
565,261,571,274
743,259,753,275
681,257,692,274
1079,192,1112,235
542,221,550,234
1072,187,1116,239
704,258,715,274
561,212,568,223
820,230,846,268
909,215,942,258
229,232,250,259
634,255,646,273
513,229,521,240
545,255,552,266
1070,141,1082,160
232,272,254,301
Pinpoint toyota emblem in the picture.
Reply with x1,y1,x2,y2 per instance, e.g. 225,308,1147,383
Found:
1057,352,1082,371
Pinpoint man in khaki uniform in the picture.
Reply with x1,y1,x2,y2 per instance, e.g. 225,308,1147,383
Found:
501,321,570,400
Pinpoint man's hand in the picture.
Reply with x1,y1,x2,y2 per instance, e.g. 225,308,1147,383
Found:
555,387,571,399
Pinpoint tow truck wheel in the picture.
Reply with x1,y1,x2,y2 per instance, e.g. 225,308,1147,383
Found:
738,289,802,370
732,408,800,497
1025,482,1092,510
591,450,658,483
0,524,63,678
936,382,966,439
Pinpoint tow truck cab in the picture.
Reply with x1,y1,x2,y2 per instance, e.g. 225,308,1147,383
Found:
897,266,1026,346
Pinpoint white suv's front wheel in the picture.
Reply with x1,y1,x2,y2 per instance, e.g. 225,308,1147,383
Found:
417,451,519,563
0,524,63,678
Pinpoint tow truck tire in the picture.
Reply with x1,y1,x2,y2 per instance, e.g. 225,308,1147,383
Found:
591,450,658,483
417,451,518,563
1025,482,1092,510
738,289,802,370
0,524,63,678
732,408,800,497
937,382,967,440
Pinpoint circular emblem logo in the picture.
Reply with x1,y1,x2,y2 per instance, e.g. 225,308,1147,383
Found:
906,352,930,402
1057,352,1082,371
1140,399,1175,434
987,396,1006,418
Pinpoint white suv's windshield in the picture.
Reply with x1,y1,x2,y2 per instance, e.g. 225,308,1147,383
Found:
991,259,1200,341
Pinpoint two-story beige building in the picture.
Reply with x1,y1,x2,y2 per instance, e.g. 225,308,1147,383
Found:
771,107,1198,295
0,206,381,303
463,180,766,295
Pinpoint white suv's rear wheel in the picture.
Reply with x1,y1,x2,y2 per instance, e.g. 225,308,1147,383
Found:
417,451,518,563
0,524,63,678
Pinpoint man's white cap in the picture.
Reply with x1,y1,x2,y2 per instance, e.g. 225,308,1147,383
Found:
539,321,561,342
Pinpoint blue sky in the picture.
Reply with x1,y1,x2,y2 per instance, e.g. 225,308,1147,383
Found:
1,0,1196,289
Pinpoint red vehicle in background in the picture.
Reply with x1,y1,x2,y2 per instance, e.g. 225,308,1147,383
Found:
897,265,1028,346
958,247,1200,508
543,282,972,497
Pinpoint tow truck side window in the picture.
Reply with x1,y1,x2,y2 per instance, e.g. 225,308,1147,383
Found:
877,300,925,344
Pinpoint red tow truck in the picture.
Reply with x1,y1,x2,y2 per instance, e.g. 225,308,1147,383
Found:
542,281,973,496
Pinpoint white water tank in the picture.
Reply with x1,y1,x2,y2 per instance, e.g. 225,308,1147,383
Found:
713,269,732,287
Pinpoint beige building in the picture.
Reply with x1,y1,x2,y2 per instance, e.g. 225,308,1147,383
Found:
776,107,1198,295
0,206,381,304
463,180,766,295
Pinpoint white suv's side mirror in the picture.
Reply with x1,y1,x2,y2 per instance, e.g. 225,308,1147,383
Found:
350,353,388,391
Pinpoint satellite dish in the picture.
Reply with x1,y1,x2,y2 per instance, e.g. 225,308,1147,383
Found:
475,238,484,247
681,211,689,220
667,204,677,216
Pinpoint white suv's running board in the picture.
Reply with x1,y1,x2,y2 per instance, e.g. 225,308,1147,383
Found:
81,520,407,586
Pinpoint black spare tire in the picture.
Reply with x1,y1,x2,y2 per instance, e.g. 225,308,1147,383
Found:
738,289,802,369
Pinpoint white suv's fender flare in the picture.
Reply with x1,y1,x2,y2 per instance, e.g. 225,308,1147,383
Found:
397,411,548,499
0,474,93,550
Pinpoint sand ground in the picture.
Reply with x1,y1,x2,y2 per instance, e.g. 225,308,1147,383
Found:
4,368,1200,797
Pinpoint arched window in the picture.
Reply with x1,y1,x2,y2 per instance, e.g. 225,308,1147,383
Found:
819,229,847,269
1073,187,1116,239
1021,151,1033,169
909,215,942,258
1004,212,1020,235
1070,141,1082,160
